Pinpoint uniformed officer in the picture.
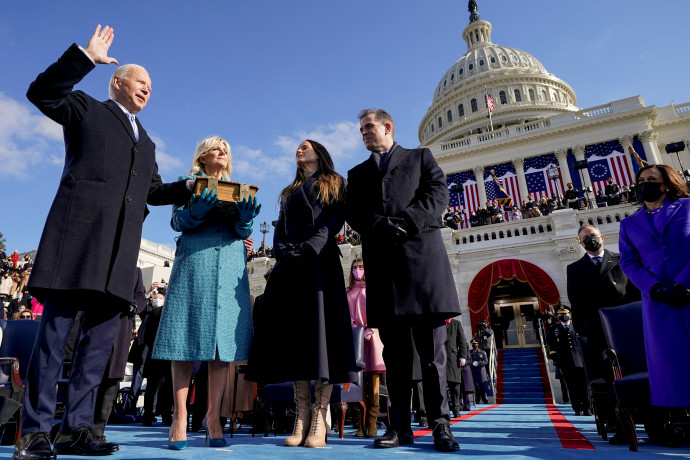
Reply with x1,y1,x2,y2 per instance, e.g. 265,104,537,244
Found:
605,178,621,206
564,183,580,210
469,340,489,404
547,307,589,415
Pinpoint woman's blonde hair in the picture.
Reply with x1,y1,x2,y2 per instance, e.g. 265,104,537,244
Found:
190,136,232,178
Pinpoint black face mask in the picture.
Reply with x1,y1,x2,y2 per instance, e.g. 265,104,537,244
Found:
636,182,665,203
582,235,603,252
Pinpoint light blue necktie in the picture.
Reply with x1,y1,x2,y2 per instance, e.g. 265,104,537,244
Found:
128,113,139,142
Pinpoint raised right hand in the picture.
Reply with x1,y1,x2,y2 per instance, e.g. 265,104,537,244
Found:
84,24,119,65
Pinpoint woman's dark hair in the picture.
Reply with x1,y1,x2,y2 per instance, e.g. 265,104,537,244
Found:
279,139,344,206
347,258,364,291
634,164,690,201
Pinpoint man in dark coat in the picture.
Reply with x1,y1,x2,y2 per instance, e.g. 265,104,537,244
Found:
346,108,461,452
548,307,589,416
14,26,191,460
567,225,640,378
567,224,640,442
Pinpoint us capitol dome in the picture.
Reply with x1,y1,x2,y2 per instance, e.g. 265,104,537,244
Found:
419,4,579,146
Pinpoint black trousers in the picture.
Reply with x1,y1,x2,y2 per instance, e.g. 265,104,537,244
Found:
561,366,588,412
378,319,449,434
21,297,120,434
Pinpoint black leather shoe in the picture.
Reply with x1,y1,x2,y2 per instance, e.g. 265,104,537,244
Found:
419,416,428,427
432,422,460,452
373,429,414,448
608,433,628,445
12,432,56,460
142,412,156,427
54,427,119,456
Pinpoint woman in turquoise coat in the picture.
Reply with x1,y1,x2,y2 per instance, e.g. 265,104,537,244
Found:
619,164,690,409
152,136,260,449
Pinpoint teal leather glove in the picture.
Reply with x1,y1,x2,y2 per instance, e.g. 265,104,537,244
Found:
190,188,218,219
235,195,261,223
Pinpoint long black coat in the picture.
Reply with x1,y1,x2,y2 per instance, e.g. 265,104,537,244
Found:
247,173,357,384
26,44,190,307
445,319,465,384
346,144,461,326
566,249,640,373
106,268,147,379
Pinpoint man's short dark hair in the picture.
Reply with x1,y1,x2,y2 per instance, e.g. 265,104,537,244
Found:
357,108,395,137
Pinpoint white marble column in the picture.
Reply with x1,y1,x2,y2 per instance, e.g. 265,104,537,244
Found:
572,145,593,190
640,130,663,165
554,148,572,191
473,166,488,206
618,135,637,184
512,157,529,202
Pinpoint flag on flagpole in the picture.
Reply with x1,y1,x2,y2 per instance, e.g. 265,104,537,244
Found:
485,86,494,131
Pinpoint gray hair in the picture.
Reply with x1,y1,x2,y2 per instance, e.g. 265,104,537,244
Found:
108,64,148,100
357,108,395,137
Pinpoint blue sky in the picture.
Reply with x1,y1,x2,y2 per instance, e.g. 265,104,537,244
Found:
2,0,690,253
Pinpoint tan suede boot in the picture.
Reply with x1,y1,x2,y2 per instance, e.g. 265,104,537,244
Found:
354,403,365,437
304,380,332,448
365,372,380,438
284,381,312,447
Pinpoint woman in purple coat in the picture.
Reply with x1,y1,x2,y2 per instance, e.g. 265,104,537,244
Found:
618,164,690,408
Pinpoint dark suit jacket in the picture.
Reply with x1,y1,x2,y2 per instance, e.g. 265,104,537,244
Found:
26,44,190,306
346,144,461,326
566,249,640,372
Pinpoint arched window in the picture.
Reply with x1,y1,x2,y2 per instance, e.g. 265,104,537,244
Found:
471,98,478,112
514,89,522,102
438,117,443,129
499,91,507,104
447,110,453,123
529,89,535,101
431,123,434,132
458,104,465,116
541,90,547,101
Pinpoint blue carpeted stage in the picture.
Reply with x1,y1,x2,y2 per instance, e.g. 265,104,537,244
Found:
2,403,686,459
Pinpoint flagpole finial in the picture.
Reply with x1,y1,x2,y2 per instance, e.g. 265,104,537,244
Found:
468,0,480,23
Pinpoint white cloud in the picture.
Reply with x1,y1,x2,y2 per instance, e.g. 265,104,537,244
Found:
275,121,361,161
0,92,63,178
232,120,362,184
149,135,184,178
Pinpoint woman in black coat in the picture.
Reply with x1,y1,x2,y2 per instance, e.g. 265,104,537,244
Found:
247,140,357,448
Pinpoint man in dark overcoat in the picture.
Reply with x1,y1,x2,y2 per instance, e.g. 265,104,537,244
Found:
346,108,462,452
604,178,621,206
567,225,640,378
14,26,191,460
567,224,640,442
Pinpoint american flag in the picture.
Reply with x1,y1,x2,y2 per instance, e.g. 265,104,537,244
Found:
447,170,480,228
486,88,495,114
586,141,635,195
243,238,254,257
524,154,565,202
484,163,521,215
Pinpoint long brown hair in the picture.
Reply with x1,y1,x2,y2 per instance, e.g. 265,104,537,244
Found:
347,258,364,292
279,139,344,205
635,164,689,201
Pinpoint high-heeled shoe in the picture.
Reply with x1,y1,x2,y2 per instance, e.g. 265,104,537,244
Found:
205,431,227,448
168,440,187,450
